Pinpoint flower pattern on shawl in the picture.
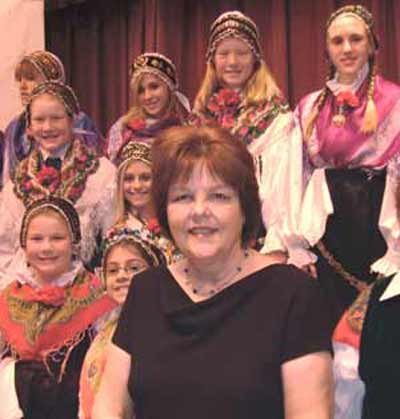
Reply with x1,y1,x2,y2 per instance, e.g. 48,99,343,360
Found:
192,88,289,145
13,138,99,207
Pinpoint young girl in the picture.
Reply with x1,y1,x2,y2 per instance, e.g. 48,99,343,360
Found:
79,226,166,418
0,197,115,419
114,140,179,263
3,50,105,187
0,81,116,287
107,52,189,162
191,11,293,254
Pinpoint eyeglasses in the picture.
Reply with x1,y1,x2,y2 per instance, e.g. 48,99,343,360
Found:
105,264,148,278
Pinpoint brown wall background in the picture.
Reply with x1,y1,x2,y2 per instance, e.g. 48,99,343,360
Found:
46,0,400,136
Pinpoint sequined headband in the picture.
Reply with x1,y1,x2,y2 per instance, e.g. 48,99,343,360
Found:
26,81,80,122
116,141,152,169
130,53,178,91
207,11,261,61
101,226,165,269
20,197,81,248
21,50,66,83
326,5,379,50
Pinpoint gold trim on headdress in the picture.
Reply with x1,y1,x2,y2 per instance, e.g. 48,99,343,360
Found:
22,51,66,83
326,5,379,50
20,197,81,248
26,81,80,122
116,141,152,169
129,52,178,91
207,11,262,61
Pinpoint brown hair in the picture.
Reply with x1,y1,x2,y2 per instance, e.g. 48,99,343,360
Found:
152,126,261,246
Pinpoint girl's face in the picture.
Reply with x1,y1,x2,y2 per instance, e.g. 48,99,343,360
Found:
123,160,153,215
27,93,74,156
327,15,372,83
25,211,73,285
213,37,256,89
105,243,149,304
17,72,46,106
137,74,170,119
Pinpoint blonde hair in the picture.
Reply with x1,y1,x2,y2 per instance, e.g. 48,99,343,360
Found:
193,59,282,113
122,73,187,125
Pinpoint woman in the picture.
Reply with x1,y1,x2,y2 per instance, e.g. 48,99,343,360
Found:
0,196,115,419
285,5,400,321
0,81,116,286
3,50,105,187
114,140,179,263
191,11,293,253
93,126,333,419
107,52,189,162
79,226,166,418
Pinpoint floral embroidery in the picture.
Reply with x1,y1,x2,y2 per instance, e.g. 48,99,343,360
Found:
18,284,66,307
197,88,289,145
14,138,99,207
127,118,146,131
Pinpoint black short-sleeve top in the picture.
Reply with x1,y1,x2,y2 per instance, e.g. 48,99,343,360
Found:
113,263,332,419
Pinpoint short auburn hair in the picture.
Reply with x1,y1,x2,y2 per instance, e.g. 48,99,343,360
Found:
152,126,261,246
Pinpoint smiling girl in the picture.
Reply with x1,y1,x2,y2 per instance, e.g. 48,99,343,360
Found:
0,197,114,419
0,81,116,286
107,52,189,163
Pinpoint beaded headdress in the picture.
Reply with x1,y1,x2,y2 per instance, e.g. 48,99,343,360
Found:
326,5,379,50
206,11,261,61
101,226,165,269
115,141,152,169
26,81,80,122
130,52,178,91
20,50,66,83
20,196,81,248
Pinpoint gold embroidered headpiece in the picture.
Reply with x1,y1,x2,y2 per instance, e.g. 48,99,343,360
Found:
326,5,379,50
101,226,165,269
116,141,152,169
206,11,261,61
26,81,80,123
130,53,178,91
20,196,81,248
21,50,66,82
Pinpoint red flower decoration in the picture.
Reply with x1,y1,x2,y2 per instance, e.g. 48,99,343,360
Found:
221,114,235,129
147,218,162,235
36,166,60,189
216,89,241,107
20,284,66,307
336,91,360,108
128,118,146,131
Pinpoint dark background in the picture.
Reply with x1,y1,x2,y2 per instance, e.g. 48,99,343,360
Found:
46,0,400,136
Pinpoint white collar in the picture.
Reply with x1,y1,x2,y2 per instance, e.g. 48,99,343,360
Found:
39,142,70,160
380,271,400,301
326,62,369,95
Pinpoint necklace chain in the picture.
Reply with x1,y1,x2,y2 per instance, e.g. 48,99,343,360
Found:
183,250,249,297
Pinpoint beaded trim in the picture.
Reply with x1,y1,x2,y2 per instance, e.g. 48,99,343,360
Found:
130,53,178,91
22,50,66,83
115,141,152,169
316,240,372,292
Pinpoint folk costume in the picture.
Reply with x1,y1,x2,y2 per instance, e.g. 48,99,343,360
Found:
0,198,115,419
190,11,293,252
107,53,189,163
113,141,180,264
3,51,105,188
79,226,166,418
284,5,400,321
0,82,116,288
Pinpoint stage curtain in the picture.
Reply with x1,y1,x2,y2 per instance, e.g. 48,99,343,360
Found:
46,0,400,136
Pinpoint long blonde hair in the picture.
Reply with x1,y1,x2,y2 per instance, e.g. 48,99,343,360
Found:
193,59,282,113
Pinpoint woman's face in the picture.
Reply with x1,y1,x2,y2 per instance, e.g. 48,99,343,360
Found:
25,211,72,285
123,160,153,215
137,74,170,119
214,37,256,89
167,163,244,264
105,243,149,304
326,15,372,83
27,93,74,155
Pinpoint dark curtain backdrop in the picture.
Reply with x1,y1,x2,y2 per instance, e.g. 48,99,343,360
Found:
46,0,400,136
